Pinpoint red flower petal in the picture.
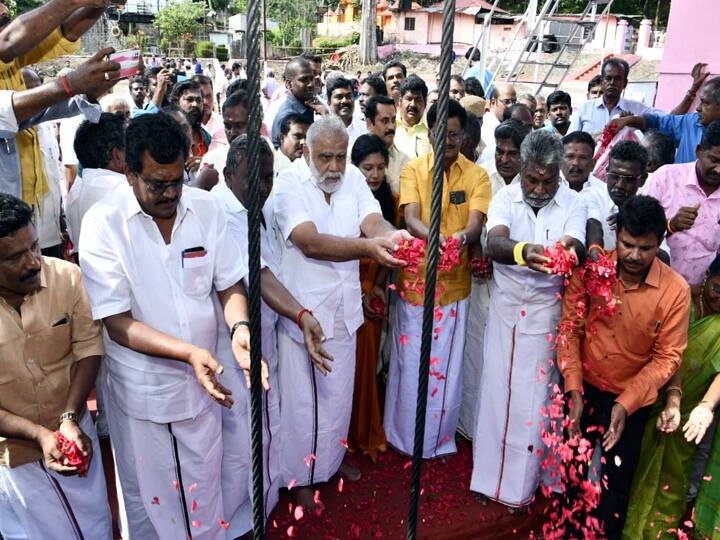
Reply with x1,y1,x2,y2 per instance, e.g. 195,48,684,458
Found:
151,496,160,505
218,518,230,530
338,478,344,492
191,499,198,512
400,335,408,346
191,520,201,529
188,483,197,495
339,438,349,448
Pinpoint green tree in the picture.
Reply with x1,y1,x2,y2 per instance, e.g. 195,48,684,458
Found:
235,0,316,46
154,0,207,48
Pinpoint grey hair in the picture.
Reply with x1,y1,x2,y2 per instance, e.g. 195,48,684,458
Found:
520,129,564,168
518,93,537,109
225,134,273,173
305,115,349,153
704,77,720,106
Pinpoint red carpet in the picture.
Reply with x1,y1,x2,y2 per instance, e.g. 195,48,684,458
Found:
266,439,548,540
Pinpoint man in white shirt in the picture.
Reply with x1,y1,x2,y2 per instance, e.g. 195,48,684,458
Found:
79,114,264,539
272,115,411,509
365,95,411,195
459,118,530,440
277,113,310,166
327,76,367,153
211,134,332,536
480,83,517,162
65,113,127,251
471,130,586,511
569,58,660,137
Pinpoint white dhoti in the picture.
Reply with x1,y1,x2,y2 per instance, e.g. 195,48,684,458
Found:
0,412,112,540
105,390,224,540
215,299,281,538
278,302,356,487
457,281,491,439
470,308,559,507
384,297,469,459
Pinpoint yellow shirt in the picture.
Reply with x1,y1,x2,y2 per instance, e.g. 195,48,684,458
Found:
0,257,103,467
394,117,431,159
398,152,492,305
0,28,80,208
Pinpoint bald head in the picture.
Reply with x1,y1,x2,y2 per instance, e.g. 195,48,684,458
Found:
491,83,517,122
284,58,313,82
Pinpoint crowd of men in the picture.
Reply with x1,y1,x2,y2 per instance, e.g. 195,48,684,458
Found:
1,1,720,538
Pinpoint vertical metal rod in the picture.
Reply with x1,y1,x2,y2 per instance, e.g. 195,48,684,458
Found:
405,0,454,538
245,0,265,536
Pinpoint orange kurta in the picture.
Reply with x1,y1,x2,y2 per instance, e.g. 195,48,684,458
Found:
348,257,388,461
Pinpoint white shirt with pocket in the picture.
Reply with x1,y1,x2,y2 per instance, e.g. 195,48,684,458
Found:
79,185,247,423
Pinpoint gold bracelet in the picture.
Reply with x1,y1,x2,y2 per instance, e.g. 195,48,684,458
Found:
667,218,676,235
513,242,528,266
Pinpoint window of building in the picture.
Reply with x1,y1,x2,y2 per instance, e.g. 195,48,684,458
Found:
404,17,415,31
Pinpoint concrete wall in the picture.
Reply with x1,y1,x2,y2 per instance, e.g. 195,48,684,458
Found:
655,0,720,110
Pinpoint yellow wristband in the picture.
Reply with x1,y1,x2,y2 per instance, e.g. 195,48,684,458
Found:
513,242,528,266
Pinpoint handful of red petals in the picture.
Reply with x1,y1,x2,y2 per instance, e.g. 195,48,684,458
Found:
55,431,89,477
579,252,619,318
438,236,462,273
368,297,386,316
395,238,426,274
543,241,578,277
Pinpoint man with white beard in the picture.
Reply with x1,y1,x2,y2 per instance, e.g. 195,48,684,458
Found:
272,115,412,509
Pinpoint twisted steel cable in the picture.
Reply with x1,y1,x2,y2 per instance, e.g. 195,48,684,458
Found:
245,0,265,536
406,0,455,538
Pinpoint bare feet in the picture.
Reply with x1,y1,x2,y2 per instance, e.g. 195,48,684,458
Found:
507,504,529,515
338,460,362,481
293,485,318,511
473,492,489,506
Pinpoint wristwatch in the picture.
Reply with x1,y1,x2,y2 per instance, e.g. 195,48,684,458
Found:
59,411,79,425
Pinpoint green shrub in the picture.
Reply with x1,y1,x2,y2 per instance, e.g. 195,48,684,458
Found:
159,37,170,54
215,44,229,62
196,40,214,58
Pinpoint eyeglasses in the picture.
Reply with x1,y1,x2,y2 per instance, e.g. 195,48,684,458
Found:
139,175,184,194
498,98,517,106
606,171,642,183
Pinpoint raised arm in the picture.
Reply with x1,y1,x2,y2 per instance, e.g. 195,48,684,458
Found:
671,62,709,115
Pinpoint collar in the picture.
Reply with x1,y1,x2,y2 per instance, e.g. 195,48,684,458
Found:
81,168,127,183
287,93,311,113
597,96,631,112
211,180,246,215
424,151,467,176
397,116,428,132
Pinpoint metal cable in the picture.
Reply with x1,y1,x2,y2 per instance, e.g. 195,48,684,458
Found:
405,0,455,538
245,0,265,536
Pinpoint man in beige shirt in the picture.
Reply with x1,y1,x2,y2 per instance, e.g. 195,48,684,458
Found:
365,95,411,196
0,193,111,538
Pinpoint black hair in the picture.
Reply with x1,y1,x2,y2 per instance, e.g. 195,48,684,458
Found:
225,133,274,173
463,76,485,98
450,74,465,87
399,74,428,100
643,130,676,170
427,99,467,130
0,193,32,238
708,254,720,277
562,131,595,154
144,66,162,79
130,75,145,88
617,195,667,242
125,113,189,174
464,47,481,61
300,51,322,65
192,74,213,88
382,60,407,79
365,95,395,123
699,120,720,150
494,118,531,149
74,113,126,170
608,140,649,173
169,79,202,105
226,78,248,98
705,77,720,107
546,90,572,109
280,113,311,136
222,90,248,114
601,57,630,79
502,103,533,122
326,76,353,102
363,74,388,96
464,112,481,147
350,134,395,224
231,61,241,71
587,74,603,92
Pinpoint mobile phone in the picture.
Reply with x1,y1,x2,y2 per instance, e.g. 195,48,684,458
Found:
108,49,140,79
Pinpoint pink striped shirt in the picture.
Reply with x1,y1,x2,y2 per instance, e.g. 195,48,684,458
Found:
645,162,720,285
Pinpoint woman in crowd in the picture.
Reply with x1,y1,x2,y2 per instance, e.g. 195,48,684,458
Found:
624,255,720,538
346,134,397,461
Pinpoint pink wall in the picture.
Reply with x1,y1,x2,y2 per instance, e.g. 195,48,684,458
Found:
397,12,430,45
655,0,720,110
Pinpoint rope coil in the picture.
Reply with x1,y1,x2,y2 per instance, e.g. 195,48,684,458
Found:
406,0,456,538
